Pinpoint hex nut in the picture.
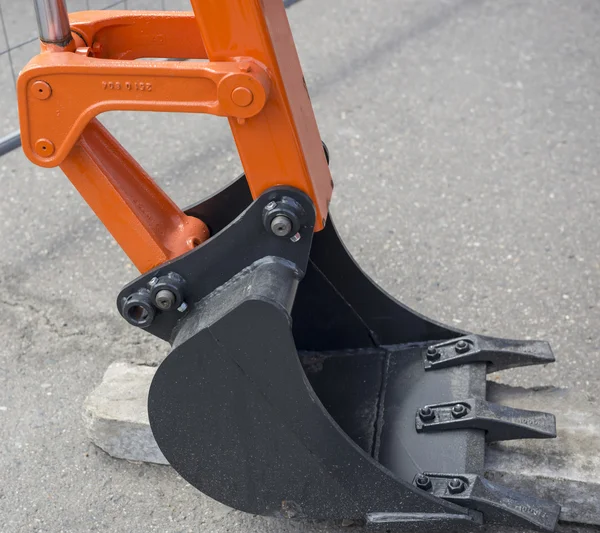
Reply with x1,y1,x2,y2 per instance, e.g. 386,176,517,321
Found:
415,475,432,491
451,404,469,419
448,478,466,494
419,406,436,422
426,346,440,361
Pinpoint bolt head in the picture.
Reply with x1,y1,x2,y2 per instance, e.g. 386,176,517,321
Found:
265,201,277,211
415,474,432,491
154,289,176,310
290,232,301,243
270,215,293,237
419,406,436,422
426,346,440,361
455,339,470,354
447,478,466,494
451,404,468,419
177,302,188,313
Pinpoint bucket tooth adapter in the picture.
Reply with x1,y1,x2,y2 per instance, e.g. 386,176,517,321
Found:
18,0,560,531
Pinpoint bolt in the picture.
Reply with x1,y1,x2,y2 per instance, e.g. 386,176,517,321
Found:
148,277,158,287
455,339,470,354
34,139,55,157
426,346,440,361
270,215,293,237
290,232,301,243
447,478,466,494
415,474,432,491
419,406,435,422
238,62,252,73
265,201,277,211
177,302,188,313
154,289,176,310
231,86,254,107
31,80,52,100
451,404,468,419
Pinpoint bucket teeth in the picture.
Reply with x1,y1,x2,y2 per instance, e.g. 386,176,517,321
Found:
416,398,556,442
423,335,555,373
413,473,560,532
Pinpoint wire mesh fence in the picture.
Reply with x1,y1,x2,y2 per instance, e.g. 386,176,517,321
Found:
0,0,194,150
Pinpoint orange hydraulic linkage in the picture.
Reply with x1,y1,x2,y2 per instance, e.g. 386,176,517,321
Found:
17,4,333,273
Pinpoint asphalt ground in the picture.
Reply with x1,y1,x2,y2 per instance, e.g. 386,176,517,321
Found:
1,0,599,531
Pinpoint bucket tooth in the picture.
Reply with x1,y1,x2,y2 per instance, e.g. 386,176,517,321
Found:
423,335,555,373
413,473,560,532
416,398,557,442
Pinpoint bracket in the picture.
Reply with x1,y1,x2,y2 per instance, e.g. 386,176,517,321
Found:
416,398,556,441
18,55,270,167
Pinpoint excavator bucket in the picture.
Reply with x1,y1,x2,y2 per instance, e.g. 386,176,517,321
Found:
140,176,559,531
18,0,560,530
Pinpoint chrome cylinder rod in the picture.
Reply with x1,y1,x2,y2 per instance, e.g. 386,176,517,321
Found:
33,0,71,44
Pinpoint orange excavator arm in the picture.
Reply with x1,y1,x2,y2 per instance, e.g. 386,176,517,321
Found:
18,4,332,272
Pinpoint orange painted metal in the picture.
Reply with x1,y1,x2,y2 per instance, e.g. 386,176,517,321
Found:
19,54,270,167
60,119,209,273
190,0,333,229
17,4,333,273
67,11,207,60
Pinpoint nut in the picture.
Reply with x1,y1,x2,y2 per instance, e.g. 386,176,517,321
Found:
447,478,466,494
455,339,470,354
451,404,468,419
426,346,440,361
418,406,436,422
415,474,432,491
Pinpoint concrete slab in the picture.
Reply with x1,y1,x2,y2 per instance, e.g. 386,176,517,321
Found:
83,362,167,465
487,382,600,525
